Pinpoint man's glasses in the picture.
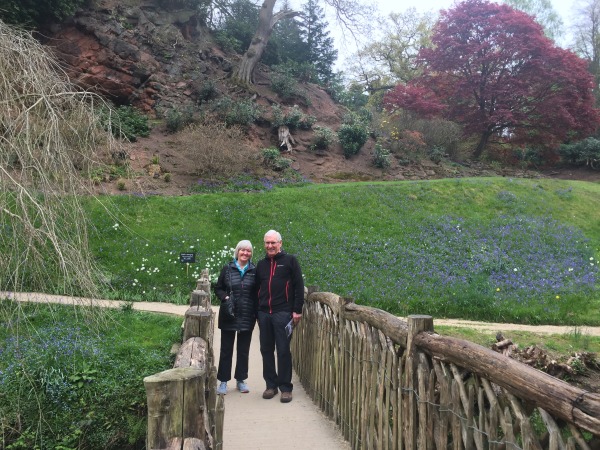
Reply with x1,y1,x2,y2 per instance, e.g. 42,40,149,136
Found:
264,241,279,245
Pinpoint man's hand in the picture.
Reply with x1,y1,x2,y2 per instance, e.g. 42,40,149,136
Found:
292,312,302,326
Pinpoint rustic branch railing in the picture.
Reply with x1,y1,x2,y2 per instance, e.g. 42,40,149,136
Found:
144,269,223,450
292,290,600,449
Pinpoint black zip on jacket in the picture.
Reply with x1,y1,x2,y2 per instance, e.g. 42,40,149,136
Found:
256,250,304,314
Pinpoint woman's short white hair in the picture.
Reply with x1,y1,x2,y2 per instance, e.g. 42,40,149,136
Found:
234,240,253,259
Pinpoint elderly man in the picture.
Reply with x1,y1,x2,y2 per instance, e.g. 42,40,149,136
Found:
255,229,304,403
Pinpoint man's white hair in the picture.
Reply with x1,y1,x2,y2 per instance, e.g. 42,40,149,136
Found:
264,230,282,242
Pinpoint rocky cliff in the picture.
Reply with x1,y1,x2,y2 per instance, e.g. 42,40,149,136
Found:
43,0,233,117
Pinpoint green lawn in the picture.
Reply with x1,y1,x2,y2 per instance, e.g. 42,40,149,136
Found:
85,177,600,325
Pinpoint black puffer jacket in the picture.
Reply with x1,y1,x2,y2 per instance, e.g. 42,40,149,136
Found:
215,261,257,331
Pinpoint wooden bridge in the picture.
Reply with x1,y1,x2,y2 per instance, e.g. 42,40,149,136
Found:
143,273,600,450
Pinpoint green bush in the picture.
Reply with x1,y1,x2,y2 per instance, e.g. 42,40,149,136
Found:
311,125,337,150
271,72,300,100
197,80,218,102
271,104,316,130
559,138,600,169
372,143,391,168
428,146,446,164
100,105,151,142
338,123,369,158
210,97,261,127
165,107,194,133
261,147,292,171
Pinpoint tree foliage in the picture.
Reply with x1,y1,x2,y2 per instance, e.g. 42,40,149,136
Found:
349,8,435,91
0,0,85,28
502,0,564,41
298,0,338,83
234,0,372,84
384,0,600,159
572,0,600,105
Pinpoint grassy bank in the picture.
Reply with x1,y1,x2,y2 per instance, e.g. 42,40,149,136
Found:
0,300,181,449
85,177,600,325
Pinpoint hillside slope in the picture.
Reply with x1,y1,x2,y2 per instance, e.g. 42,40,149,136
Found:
41,0,600,194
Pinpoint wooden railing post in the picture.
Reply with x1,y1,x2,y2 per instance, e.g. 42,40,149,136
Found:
144,367,206,450
405,315,434,450
145,268,220,450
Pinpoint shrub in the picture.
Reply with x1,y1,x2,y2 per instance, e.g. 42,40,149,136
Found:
428,146,446,164
338,123,369,158
311,126,337,150
197,80,218,102
100,105,151,142
271,104,316,130
261,147,292,171
165,107,194,133
559,138,600,169
372,143,391,169
262,147,280,162
208,97,261,127
271,71,300,100
174,121,259,177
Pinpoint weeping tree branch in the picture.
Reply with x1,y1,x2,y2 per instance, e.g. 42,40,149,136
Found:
0,20,120,296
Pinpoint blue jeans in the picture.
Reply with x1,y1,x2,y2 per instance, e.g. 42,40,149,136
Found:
258,310,293,392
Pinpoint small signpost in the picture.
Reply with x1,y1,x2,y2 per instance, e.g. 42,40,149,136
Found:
180,252,196,277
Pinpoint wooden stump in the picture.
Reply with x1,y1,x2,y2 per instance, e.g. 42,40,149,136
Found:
183,308,212,342
190,290,210,309
174,337,207,371
144,367,206,450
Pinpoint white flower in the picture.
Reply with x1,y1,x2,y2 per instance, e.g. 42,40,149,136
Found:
513,268,518,272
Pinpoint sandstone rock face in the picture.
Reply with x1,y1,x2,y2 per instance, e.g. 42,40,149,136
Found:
43,0,229,117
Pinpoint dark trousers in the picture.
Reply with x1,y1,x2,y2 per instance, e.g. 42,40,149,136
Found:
217,329,253,382
258,310,293,392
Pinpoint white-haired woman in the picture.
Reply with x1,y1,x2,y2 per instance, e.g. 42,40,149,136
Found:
214,240,257,395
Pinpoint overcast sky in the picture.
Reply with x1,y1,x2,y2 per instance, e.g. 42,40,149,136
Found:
330,0,581,68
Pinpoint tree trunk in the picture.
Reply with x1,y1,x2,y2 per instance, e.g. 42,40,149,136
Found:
472,131,492,159
234,0,277,84
233,0,298,84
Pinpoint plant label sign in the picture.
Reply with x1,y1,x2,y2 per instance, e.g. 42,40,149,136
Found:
179,252,196,264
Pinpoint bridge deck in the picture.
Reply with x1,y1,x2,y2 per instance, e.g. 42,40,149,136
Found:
213,313,350,449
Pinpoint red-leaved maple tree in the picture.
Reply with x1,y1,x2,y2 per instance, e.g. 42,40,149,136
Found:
383,0,600,158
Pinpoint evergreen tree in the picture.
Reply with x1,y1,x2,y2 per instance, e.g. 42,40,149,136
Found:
268,1,306,66
212,0,259,54
298,0,338,83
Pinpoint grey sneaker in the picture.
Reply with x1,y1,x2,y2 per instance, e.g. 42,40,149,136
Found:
217,381,227,395
236,380,250,393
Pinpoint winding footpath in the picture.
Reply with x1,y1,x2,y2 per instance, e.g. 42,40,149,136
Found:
3,291,599,449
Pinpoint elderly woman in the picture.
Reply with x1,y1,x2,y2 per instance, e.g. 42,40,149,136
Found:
214,240,258,395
